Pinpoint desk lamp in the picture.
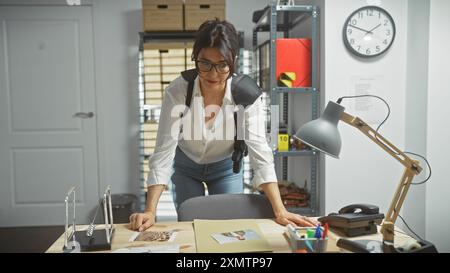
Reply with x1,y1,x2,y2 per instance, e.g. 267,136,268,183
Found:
294,100,437,253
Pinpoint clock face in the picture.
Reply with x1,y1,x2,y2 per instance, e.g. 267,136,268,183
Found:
343,6,396,58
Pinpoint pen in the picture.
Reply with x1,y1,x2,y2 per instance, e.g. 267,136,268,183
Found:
314,224,322,239
323,223,328,239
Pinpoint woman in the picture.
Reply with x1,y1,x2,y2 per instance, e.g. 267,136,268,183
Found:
130,19,317,231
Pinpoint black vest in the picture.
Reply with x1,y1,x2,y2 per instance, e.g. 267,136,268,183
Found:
180,69,262,173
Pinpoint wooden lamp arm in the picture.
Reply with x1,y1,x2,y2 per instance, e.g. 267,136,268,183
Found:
339,111,422,236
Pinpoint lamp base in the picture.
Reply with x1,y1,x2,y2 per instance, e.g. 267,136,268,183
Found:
339,223,378,237
337,238,438,253
71,228,114,252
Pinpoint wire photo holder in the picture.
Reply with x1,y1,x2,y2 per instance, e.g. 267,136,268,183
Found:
62,185,115,252
63,187,80,253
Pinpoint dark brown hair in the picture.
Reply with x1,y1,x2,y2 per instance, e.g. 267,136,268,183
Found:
192,18,239,76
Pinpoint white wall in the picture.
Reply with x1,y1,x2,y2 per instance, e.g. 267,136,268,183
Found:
426,0,450,253
323,0,409,217
92,0,142,197
321,0,450,251
403,0,430,240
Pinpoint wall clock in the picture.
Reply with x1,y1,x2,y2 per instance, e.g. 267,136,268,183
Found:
343,6,396,58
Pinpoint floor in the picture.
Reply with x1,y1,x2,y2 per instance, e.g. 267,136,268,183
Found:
0,226,64,253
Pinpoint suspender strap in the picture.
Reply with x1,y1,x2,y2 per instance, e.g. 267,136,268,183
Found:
232,112,248,173
181,69,197,108
185,78,194,108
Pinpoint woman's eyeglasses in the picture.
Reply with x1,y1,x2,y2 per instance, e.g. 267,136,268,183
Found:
195,60,230,74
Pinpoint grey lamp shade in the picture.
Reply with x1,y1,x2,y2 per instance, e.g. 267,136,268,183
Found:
294,101,345,158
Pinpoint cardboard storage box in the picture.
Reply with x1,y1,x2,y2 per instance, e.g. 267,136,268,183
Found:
143,42,195,105
276,38,312,87
184,0,225,31
142,0,183,31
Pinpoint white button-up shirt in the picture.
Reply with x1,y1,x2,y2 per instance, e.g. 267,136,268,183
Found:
146,75,278,189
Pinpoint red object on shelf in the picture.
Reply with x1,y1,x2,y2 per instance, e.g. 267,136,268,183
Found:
276,38,311,87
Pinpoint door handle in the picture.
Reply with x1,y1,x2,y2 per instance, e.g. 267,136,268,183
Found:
73,112,94,119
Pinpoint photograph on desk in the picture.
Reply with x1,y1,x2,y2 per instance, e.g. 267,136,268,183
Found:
130,230,179,243
194,219,272,253
211,229,261,245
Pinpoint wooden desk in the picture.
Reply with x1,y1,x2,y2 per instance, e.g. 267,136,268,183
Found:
46,219,412,253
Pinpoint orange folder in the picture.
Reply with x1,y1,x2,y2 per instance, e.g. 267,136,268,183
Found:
276,38,312,87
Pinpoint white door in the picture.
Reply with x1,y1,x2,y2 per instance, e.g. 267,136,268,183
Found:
0,6,99,227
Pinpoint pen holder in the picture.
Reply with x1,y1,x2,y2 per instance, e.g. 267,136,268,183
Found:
287,225,328,253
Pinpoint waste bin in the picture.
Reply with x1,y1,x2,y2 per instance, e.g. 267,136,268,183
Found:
109,194,138,223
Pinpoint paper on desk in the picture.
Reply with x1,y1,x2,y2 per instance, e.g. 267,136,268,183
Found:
194,219,272,253
112,244,180,253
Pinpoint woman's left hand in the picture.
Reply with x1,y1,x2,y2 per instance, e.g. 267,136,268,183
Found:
274,210,319,227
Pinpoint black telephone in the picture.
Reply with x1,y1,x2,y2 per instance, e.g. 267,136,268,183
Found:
338,203,380,215
318,204,384,237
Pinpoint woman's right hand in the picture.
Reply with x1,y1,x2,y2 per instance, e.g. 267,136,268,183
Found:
129,211,155,231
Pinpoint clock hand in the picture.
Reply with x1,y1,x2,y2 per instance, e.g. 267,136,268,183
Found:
348,24,372,34
367,23,382,33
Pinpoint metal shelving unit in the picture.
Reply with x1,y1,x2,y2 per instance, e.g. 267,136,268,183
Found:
252,3,320,216
138,31,197,213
